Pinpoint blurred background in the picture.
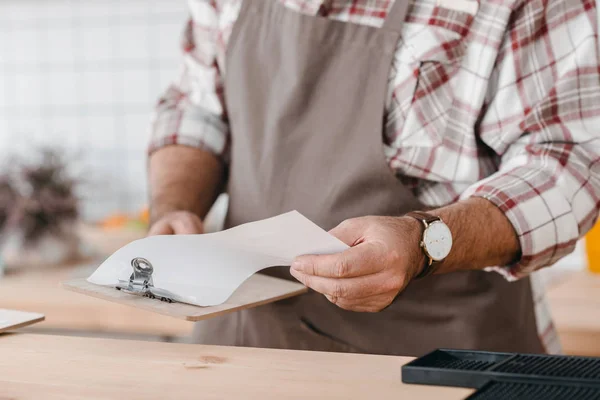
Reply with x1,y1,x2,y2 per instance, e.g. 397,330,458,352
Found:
0,0,597,354
0,0,202,271
0,0,186,220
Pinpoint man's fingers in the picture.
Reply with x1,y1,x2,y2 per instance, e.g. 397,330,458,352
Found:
290,269,373,299
148,220,175,236
325,291,398,312
148,212,204,236
171,216,203,234
291,243,384,278
290,268,399,299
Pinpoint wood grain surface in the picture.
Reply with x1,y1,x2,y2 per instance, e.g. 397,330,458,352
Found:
547,270,600,356
0,265,192,336
0,334,473,400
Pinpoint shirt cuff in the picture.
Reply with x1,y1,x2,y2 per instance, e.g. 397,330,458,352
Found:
459,167,580,281
148,97,229,161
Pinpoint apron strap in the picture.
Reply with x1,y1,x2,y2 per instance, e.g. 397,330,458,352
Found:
382,0,412,31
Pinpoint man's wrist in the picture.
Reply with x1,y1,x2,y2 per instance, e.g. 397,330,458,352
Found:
424,197,521,274
148,145,225,224
398,216,428,281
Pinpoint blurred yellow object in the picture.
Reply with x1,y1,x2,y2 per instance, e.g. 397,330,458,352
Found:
139,207,150,225
100,214,129,229
586,221,600,273
99,208,149,231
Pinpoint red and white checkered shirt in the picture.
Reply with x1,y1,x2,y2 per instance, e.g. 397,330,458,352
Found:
150,0,600,352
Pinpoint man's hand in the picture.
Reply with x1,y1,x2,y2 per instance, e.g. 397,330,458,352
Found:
290,198,523,312
290,216,424,312
148,210,204,235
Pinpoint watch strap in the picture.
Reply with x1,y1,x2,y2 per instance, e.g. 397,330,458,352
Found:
406,211,439,224
415,257,435,279
405,211,441,279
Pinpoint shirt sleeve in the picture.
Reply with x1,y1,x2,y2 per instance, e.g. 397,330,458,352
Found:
148,1,229,160
459,0,600,279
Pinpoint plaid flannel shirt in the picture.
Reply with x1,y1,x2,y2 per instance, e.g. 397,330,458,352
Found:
150,0,600,352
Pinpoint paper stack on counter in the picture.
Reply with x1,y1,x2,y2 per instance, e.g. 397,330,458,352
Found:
86,211,348,307
0,309,45,333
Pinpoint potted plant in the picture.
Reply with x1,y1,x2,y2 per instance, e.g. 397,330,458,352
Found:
1,149,81,271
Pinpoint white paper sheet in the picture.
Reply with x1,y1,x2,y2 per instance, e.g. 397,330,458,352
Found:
87,211,348,306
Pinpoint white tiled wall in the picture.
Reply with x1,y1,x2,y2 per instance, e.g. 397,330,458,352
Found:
0,0,188,220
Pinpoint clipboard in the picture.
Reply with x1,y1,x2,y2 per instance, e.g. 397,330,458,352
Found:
0,309,45,333
63,212,346,321
62,274,308,322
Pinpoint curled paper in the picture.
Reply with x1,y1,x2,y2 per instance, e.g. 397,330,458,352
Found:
88,211,348,306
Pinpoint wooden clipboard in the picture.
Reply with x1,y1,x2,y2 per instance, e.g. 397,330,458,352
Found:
62,274,308,322
0,309,45,333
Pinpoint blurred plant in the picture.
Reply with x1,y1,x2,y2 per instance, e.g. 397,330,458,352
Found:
0,178,17,232
1,149,79,244
0,148,82,270
12,149,79,242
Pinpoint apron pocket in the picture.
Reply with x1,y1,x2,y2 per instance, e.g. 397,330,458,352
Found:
299,317,361,354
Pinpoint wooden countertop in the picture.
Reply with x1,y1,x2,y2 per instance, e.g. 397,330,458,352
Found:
0,265,191,337
0,334,473,400
546,270,600,356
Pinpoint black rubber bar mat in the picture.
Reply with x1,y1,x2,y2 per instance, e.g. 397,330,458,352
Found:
402,349,600,389
466,380,600,400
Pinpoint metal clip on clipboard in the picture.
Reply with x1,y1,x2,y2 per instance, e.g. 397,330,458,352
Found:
115,257,175,303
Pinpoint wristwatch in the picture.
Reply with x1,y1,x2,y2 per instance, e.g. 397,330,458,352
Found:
405,211,453,279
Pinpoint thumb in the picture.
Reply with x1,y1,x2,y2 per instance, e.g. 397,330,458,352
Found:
328,218,366,247
148,220,175,236
171,216,204,235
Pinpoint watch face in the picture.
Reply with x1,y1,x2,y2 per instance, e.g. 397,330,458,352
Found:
423,220,453,261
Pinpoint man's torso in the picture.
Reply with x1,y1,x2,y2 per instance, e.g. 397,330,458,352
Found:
188,0,517,207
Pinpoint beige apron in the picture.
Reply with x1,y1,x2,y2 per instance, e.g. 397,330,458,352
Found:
192,0,544,356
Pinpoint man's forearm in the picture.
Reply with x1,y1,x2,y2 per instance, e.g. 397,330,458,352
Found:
149,146,225,222
427,197,521,274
